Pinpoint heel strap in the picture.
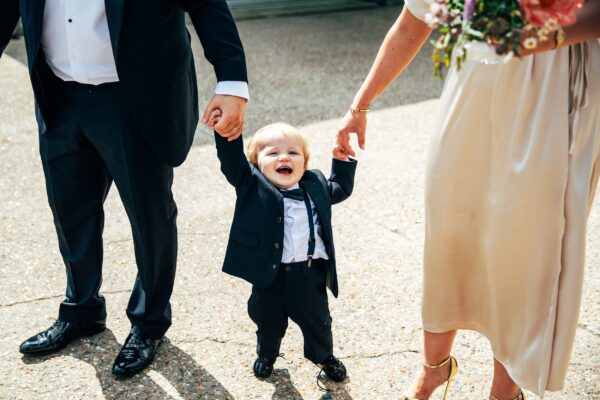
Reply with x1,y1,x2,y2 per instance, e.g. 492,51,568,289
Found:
423,355,452,369
490,390,524,400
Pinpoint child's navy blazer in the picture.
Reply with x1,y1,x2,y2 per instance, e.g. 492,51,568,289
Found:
215,133,357,297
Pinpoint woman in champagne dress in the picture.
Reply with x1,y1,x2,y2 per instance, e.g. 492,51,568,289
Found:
337,1,600,398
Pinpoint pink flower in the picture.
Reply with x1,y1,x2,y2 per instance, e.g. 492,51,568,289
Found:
519,0,583,28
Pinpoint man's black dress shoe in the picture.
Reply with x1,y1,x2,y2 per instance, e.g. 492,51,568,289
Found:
253,356,277,378
319,354,347,382
19,319,106,355
112,333,162,378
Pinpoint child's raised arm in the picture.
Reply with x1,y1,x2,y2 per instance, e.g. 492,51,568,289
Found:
214,132,252,188
327,157,357,205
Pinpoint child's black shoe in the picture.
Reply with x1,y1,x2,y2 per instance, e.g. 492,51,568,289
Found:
253,356,276,378
319,354,347,382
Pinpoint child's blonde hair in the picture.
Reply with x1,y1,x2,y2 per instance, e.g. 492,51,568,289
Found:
247,122,310,169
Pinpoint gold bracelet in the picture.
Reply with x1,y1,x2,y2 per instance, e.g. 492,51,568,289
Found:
349,107,370,113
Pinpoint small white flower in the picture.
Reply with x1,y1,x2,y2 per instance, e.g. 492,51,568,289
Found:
544,18,559,31
523,37,538,50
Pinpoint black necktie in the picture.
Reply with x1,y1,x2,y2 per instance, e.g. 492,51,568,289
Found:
279,188,304,202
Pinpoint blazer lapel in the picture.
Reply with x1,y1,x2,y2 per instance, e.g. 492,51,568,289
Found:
105,0,125,61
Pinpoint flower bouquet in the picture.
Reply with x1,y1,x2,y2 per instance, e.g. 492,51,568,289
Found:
425,0,583,78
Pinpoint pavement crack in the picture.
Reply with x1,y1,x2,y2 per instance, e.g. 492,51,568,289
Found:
179,337,253,348
0,289,132,308
345,349,419,360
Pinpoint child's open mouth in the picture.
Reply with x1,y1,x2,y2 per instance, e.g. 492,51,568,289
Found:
276,166,293,175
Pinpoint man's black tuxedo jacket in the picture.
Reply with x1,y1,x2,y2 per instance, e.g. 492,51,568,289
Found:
0,0,247,166
215,133,357,298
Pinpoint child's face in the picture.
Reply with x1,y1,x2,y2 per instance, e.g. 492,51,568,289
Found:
257,134,306,189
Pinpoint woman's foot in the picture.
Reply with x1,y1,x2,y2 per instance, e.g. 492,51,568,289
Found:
405,356,454,399
489,390,524,400
490,358,523,400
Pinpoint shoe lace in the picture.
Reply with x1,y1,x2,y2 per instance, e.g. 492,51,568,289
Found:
316,366,329,391
268,353,285,367
265,353,285,364
316,356,345,391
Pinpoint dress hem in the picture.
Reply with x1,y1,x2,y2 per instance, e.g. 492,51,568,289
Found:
422,321,565,398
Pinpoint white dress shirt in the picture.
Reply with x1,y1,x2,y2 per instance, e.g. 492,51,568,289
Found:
281,185,329,263
41,0,249,98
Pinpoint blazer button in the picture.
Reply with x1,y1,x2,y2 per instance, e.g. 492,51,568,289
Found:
276,216,282,223
274,242,280,249
272,264,277,269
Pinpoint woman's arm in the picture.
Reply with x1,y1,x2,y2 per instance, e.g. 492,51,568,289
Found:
521,0,600,56
337,7,432,156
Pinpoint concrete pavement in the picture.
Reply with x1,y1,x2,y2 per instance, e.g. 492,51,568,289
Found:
1,6,599,399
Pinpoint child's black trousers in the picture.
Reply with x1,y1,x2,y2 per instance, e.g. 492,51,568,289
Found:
247,259,333,364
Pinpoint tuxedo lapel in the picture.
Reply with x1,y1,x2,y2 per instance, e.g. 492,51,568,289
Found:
105,0,125,61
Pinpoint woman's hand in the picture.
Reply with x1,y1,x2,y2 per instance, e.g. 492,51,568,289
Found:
332,142,350,161
518,31,557,57
336,109,367,158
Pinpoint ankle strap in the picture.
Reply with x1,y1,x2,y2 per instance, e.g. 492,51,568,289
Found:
423,355,452,369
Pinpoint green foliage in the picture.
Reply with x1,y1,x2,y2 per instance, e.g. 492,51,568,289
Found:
431,0,526,79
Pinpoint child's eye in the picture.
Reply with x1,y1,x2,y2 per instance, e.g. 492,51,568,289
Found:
267,151,278,156
289,151,299,155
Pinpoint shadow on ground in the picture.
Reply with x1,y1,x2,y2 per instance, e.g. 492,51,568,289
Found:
22,333,233,399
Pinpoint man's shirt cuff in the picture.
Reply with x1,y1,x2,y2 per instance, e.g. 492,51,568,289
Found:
215,81,249,101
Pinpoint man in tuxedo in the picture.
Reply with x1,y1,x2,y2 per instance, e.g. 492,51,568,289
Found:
0,0,247,377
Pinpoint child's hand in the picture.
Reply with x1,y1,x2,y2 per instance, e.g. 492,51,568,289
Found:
206,108,223,131
332,142,350,161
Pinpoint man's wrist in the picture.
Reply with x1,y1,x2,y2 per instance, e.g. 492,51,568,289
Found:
215,81,249,101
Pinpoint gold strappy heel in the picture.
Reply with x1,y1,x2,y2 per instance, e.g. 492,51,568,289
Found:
490,390,525,400
402,355,459,400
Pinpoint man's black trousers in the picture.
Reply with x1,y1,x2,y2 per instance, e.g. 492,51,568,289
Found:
38,71,178,339
247,259,333,364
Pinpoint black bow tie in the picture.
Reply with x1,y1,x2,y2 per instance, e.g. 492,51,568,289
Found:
279,188,304,202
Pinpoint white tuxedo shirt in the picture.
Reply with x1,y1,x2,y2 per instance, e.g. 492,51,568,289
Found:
41,0,249,98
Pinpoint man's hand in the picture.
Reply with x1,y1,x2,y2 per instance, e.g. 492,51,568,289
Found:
203,94,246,141
336,110,367,157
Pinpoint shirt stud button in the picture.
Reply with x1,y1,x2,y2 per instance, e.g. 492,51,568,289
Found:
276,216,282,223
274,242,280,249
68,19,73,23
